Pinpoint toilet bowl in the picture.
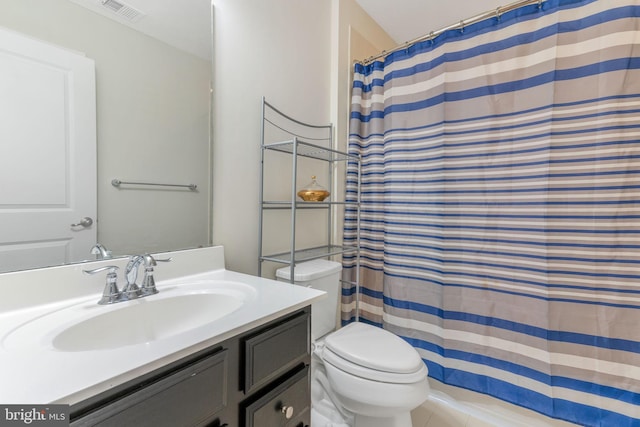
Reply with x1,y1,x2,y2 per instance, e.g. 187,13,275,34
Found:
277,260,430,427
316,322,430,427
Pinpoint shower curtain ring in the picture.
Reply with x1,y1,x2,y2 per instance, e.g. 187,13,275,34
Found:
495,7,502,21
459,20,465,33
429,31,435,45
538,0,543,9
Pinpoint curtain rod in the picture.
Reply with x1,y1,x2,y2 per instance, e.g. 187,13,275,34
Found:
359,0,545,65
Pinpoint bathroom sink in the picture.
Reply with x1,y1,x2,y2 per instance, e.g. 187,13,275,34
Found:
2,280,256,352
53,293,242,351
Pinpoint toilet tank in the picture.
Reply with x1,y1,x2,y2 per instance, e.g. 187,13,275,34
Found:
276,259,342,340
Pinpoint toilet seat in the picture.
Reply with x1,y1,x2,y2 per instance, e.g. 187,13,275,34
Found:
321,322,428,383
323,347,428,383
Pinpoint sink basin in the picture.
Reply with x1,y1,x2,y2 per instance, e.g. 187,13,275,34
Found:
2,280,256,352
53,293,242,351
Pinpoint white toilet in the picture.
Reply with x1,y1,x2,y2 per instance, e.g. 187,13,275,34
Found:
276,259,430,427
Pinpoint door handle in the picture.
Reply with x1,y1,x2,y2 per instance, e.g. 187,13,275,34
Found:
71,217,93,227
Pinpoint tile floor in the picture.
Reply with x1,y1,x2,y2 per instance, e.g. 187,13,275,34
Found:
410,380,577,427
411,399,505,427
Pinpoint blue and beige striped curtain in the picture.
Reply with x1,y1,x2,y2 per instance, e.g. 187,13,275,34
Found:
343,0,640,425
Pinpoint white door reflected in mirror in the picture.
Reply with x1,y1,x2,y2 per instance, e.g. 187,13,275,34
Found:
0,26,97,273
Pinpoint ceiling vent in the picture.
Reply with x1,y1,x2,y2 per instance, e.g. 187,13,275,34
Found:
69,0,146,23
99,0,145,22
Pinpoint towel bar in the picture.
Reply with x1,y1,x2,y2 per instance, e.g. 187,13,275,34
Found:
111,179,197,191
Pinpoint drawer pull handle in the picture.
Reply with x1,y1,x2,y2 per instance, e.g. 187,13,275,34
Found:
281,405,294,419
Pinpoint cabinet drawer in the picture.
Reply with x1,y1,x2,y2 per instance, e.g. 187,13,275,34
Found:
243,310,309,393
242,365,310,427
71,349,228,427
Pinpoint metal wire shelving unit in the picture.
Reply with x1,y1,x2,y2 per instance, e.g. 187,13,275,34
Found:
258,98,361,318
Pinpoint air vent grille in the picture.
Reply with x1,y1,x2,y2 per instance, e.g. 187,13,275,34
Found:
100,0,144,22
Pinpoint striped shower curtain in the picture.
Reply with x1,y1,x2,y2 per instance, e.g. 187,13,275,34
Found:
343,0,640,425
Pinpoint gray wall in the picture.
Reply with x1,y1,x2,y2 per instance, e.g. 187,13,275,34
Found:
211,0,394,276
0,0,211,257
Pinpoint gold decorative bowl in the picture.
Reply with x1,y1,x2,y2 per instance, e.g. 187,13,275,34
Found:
297,175,330,202
297,189,330,202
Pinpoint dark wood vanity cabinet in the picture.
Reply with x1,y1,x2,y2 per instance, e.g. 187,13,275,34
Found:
242,365,310,427
70,307,311,427
240,310,311,427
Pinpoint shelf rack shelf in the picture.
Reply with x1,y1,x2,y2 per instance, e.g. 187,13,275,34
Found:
260,244,359,264
263,139,357,163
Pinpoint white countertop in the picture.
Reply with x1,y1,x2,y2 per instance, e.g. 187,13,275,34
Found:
0,247,325,405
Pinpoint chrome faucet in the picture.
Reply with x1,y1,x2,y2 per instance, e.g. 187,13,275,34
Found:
123,255,145,299
83,254,171,305
139,254,171,295
90,243,112,260
83,265,121,305
125,253,172,297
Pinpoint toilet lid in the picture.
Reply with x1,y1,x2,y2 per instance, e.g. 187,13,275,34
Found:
323,322,425,375
322,346,428,383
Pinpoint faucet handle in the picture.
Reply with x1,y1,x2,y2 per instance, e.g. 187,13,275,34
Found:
83,266,121,305
140,255,171,296
142,254,172,267
83,265,118,276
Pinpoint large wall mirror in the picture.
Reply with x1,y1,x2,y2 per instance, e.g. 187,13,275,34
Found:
0,0,213,273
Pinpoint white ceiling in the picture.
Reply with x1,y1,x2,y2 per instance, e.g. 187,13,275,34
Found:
72,0,518,62
355,0,507,44
69,0,212,60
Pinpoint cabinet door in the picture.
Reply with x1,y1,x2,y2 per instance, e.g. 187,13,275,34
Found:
71,349,228,427
244,310,310,393
242,366,310,427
